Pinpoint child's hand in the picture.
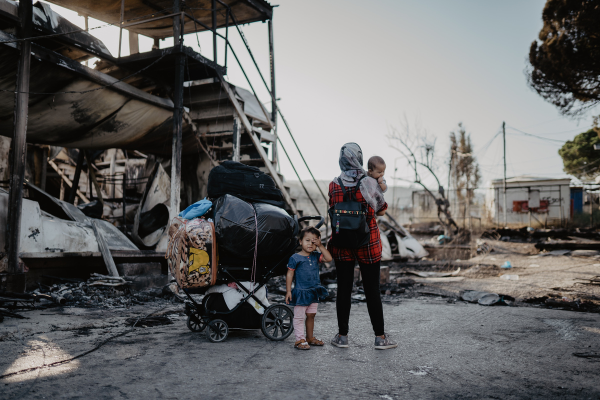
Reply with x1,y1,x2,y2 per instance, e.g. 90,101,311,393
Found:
312,238,322,248
377,176,384,184
285,291,292,304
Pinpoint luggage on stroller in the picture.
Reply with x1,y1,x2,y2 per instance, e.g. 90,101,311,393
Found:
213,194,299,280
207,161,284,208
166,217,217,289
179,213,324,343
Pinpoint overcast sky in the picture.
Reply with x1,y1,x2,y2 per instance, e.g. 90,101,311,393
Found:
43,0,596,189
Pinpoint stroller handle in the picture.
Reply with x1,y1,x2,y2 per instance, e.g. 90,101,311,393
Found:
298,215,325,229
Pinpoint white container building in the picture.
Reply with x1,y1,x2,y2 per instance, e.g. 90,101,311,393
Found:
486,176,571,227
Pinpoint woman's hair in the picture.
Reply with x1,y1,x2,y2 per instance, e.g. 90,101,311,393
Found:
299,226,321,240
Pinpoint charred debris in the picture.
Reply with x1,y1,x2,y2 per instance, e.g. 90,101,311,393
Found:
0,0,436,321
0,0,287,295
481,227,600,252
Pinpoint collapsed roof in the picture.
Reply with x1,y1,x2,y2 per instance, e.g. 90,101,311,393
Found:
0,0,272,155
42,0,273,39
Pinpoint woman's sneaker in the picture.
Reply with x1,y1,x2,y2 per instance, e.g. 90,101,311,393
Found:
331,334,349,348
374,334,398,350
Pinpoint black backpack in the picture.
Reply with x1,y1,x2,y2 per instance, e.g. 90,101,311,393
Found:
207,161,284,208
328,177,370,248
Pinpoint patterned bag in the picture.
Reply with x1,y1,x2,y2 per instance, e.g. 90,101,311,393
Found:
166,217,217,289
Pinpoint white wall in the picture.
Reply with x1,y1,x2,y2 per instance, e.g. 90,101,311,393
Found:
489,182,570,226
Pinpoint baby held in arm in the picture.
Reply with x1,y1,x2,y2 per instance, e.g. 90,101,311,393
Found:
367,155,387,216
367,155,387,193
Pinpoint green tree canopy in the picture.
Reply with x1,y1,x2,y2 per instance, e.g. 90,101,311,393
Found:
558,129,600,180
528,0,600,116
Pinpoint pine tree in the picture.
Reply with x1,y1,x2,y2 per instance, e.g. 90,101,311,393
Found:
558,129,600,181
528,0,600,116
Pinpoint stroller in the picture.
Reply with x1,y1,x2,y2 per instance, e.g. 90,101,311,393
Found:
181,215,324,343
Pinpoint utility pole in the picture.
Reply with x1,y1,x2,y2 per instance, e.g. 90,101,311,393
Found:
170,0,184,223
590,188,593,228
5,0,33,290
503,121,507,227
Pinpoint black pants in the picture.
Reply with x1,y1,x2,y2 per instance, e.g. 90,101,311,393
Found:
335,259,384,336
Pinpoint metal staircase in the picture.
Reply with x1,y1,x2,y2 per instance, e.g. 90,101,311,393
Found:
183,77,300,214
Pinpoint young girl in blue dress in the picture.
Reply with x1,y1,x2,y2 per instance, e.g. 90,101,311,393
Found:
285,226,332,350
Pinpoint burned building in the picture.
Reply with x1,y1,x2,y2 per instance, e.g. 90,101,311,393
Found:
0,0,299,290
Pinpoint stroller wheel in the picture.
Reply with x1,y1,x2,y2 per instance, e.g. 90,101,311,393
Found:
261,305,293,341
186,313,206,332
207,319,228,343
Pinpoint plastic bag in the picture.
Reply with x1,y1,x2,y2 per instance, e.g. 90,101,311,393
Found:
213,195,298,261
178,198,212,219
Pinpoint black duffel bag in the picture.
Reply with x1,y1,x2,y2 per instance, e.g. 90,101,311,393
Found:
207,161,284,208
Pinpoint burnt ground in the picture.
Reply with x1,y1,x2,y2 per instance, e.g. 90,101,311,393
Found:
381,240,600,312
1,299,600,400
1,239,600,399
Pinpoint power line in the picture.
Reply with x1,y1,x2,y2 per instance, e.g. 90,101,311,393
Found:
506,126,568,143
474,129,502,157
506,132,565,145
527,127,587,136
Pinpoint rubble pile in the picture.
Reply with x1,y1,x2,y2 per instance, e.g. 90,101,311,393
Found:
481,227,600,250
1,276,182,321
30,280,179,309
524,294,600,313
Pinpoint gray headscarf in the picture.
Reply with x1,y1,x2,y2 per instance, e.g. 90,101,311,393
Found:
334,143,386,212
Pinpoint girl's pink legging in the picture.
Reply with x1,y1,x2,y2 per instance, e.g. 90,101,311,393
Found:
293,303,318,341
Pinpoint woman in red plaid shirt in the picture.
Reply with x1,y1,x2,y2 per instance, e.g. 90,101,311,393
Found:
328,143,397,350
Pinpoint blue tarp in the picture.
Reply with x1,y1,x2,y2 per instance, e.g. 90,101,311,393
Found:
179,198,212,219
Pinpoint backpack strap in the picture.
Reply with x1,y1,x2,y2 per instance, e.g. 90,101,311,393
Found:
337,178,350,202
338,176,366,202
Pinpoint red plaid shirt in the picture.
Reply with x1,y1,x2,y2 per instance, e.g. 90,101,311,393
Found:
327,180,388,264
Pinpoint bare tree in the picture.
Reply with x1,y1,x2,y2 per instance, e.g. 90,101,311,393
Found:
388,117,459,235
449,123,481,228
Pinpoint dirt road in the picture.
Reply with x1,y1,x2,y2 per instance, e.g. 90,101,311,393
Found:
2,299,599,399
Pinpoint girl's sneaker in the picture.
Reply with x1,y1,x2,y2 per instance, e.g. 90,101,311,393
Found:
331,334,349,348
374,334,397,350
